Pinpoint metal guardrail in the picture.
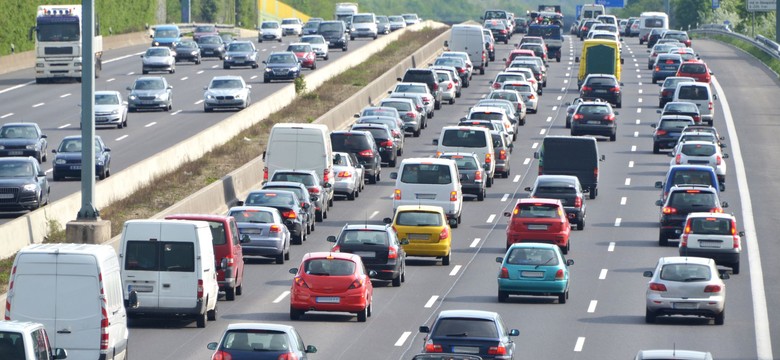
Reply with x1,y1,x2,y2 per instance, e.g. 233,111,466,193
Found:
149,23,240,36
690,28,780,61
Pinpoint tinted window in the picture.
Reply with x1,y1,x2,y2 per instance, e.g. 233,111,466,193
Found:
124,241,159,271
678,86,708,100
432,318,498,338
536,185,577,194
441,129,487,148
668,191,717,209
304,259,356,276
665,103,697,112
380,101,412,112
0,161,34,177
396,211,443,226
659,120,692,130
660,264,711,281
161,242,195,271
506,247,559,265
245,192,296,207
400,164,452,184
339,230,388,245
513,203,561,218
271,173,316,186
0,331,25,359
124,241,194,272
541,140,597,169
229,209,275,223
261,22,279,29
644,18,664,27
208,221,227,245
670,170,715,186
352,15,373,23
319,23,343,32
220,330,289,351
690,217,732,235
469,112,504,121
440,155,480,170
679,64,707,74
681,143,716,156
0,125,38,139
331,133,372,151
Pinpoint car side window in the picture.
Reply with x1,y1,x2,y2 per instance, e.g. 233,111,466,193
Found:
229,219,241,245
293,329,306,351
32,328,50,360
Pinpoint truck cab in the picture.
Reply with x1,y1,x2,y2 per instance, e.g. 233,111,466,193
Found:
32,5,103,83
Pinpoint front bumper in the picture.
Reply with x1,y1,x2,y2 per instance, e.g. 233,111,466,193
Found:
205,98,247,109
53,164,106,179
129,98,169,110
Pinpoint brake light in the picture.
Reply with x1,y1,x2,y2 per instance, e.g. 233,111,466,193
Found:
324,168,330,183
555,269,565,280
99,272,109,350
338,171,351,178
269,224,282,233
730,219,738,235
308,187,320,194
675,154,682,164
381,139,394,148
528,94,535,100
538,165,543,175
473,170,483,182
704,285,722,293
655,66,661,72
358,149,373,157
294,275,309,288
282,210,297,219
197,279,204,299
574,196,582,208
708,101,713,111
263,167,269,181
499,149,507,160
649,282,667,291
593,167,598,178
581,86,592,92
661,90,669,97
662,206,677,214
610,86,620,93
500,29,507,34
656,129,667,136
684,219,692,234
277,352,299,360
416,105,423,112
447,82,453,90
573,114,584,121
394,189,401,200
680,233,688,247
439,227,449,240
604,114,615,121
407,111,417,119
733,234,740,249
710,207,723,213
485,153,492,164
433,83,439,91
458,67,466,73
450,191,458,201
716,155,722,165
348,278,364,289
693,115,701,123
425,343,443,353
499,267,509,278
5,266,15,320
388,247,398,259
488,346,508,355
493,82,501,89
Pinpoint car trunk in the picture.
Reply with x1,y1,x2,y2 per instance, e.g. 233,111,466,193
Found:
338,242,389,265
533,187,578,207
305,275,355,294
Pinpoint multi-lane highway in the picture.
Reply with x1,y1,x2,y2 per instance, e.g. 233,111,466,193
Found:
113,32,779,359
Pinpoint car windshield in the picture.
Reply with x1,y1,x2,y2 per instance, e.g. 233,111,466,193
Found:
353,127,388,140
513,203,561,218
199,36,222,44
177,41,197,48
302,36,324,44
319,23,342,32
396,211,442,226
268,54,296,63
287,44,310,52
660,264,712,282
95,94,120,105
133,79,165,90
57,139,102,153
154,29,177,38
229,209,275,223
220,329,289,352
228,43,253,52
389,16,404,22
304,259,356,276
245,192,297,207
282,19,298,25
209,79,243,89
400,163,452,184
432,318,498,338
690,217,732,235
262,22,279,29
146,48,168,56
0,126,38,139
352,15,373,23
506,247,559,266
681,143,716,156
0,161,34,177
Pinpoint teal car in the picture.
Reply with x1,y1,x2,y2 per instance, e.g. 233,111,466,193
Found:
496,243,573,303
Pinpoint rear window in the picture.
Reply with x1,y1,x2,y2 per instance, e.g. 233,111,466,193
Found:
513,203,561,218
681,143,716,156
440,155,480,170
229,209,275,223
441,129,487,148
469,112,504,121
207,221,227,245
403,71,434,84
670,170,715,186
220,329,288,351
487,92,518,102
506,247,559,265
339,230,388,245
394,84,426,93
271,173,316,186
331,133,372,151
536,185,577,194
659,120,692,130
585,77,617,86
381,101,411,112
644,18,665,28
689,217,732,235
264,186,306,201
396,211,443,226
245,192,296,207
304,259,356,276
577,105,611,115
668,191,717,209
496,74,523,83
660,264,711,282
400,163,453,184
504,84,532,93
432,318,498,338
679,64,707,75
353,127,388,140
665,103,697,112
124,241,194,272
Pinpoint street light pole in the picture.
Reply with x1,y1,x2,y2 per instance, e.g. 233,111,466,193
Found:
78,0,98,220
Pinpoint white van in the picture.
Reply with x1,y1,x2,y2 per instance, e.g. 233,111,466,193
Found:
264,123,335,206
580,4,606,19
350,13,378,39
434,126,496,186
120,219,219,328
5,244,131,360
0,321,67,359
391,158,463,226
446,24,487,75
673,82,717,125
639,12,669,43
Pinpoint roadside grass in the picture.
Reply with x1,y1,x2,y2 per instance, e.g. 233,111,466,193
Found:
0,27,446,290
694,33,780,75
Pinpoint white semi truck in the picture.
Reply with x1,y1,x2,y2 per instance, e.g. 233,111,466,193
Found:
334,2,358,24
31,5,103,83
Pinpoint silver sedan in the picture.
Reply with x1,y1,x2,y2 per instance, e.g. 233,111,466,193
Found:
332,151,363,200
227,206,291,264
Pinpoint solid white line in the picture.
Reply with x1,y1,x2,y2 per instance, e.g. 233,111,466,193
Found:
545,116,552,122
272,291,290,303
633,131,639,137
501,193,509,202
394,332,412,347
104,51,145,64
523,158,530,165
631,145,637,152
608,242,615,252
614,218,622,227
106,78,115,82
574,337,585,352
513,175,521,182
587,300,598,313
370,210,379,219
628,161,634,168
624,178,631,186
424,295,439,308
211,65,219,68
195,100,204,105
0,113,12,119
620,197,627,205
60,93,71,98
126,72,134,76
469,238,481,248
32,103,44,108
115,135,128,141
599,269,608,280
712,77,772,359
486,214,496,223
171,110,182,115
58,123,70,129
45,169,52,174
0,81,35,95
145,122,157,127
449,265,462,276
532,142,539,149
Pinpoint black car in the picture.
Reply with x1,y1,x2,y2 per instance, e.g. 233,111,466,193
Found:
647,28,664,48
51,135,112,181
580,74,622,108
438,152,487,201
0,157,49,212
570,102,618,141
484,20,510,44
351,123,397,167
0,123,48,163
327,223,406,285
241,189,307,243
650,115,695,153
261,181,316,235
658,77,695,107
331,131,382,184
262,52,301,83
399,68,442,110
514,17,528,33
655,185,727,246
526,175,587,230
420,310,519,360
172,40,202,64
196,35,226,59
318,21,349,51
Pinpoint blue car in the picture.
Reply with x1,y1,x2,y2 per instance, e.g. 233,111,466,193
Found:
263,52,301,83
496,243,573,303
51,135,111,181
419,310,519,359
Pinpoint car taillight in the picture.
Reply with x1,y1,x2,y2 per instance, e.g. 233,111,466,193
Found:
294,275,309,288
381,139,394,148
680,233,688,247
416,105,423,112
594,167,598,178
474,170,483,182
500,29,507,34
675,154,682,164
338,171,352,178
212,350,233,360
308,187,320,194
447,82,453,90
733,235,740,249
710,207,723,213
528,94,535,100
604,114,615,121
649,282,667,291
263,167,269,181
488,346,508,355
499,267,509,278
656,129,667,136
197,279,204,299
425,343,443,353
573,114,584,121
269,224,282,233
439,227,449,240
388,247,398,259
499,149,507,160
581,86,592,92
458,67,466,73
662,206,677,214
661,90,669,97
394,189,401,200
555,269,565,280
716,155,722,165
282,210,297,219
277,352,299,360
348,278,364,289
655,66,661,72
485,153,492,164
704,285,722,293
433,83,439,91
358,149,373,157
493,82,501,89
693,115,701,123
610,86,620,93
538,165,543,175
324,168,330,183
450,191,458,201
574,196,582,208
422,96,432,104
708,101,713,111
407,111,417,119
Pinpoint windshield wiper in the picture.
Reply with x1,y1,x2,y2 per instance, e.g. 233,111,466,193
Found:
536,256,556,269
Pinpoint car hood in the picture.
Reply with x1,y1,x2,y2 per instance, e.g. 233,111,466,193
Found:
262,28,281,34
206,89,245,97
143,56,173,64
94,104,123,113
226,51,256,58
129,89,166,97
0,138,37,147
0,177,35,187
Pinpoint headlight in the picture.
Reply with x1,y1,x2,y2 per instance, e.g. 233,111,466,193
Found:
129,95,137,100
154,41,160,46
0,146,4,150
22,184,38,192
55,159,66,164
265,68,273,72
290,67,299,71
111,109,119,115
96,159,104,166
206,94,215,99
191,50,198,55
224,56,231,60
25,145,36,150
234,93,244,99
155,93,168,100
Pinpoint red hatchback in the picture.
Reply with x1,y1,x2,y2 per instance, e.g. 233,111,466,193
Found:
676,60,712,83
504,49,536,67
289,252,375,322
287,43,317,70
503,198,571,253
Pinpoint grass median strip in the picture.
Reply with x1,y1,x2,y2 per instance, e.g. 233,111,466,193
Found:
0,27,446,289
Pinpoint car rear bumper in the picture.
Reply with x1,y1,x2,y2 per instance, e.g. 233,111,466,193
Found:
679,247,739,264
506,232,569,247
402,242,450,257
571,123,617,136
498,278,568,294
290,290,368,312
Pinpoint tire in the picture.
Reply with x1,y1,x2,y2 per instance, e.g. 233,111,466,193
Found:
343,46,348,52
486,175,493,188
652,78,657,84
316,210,323,222
225,286,236,301
463,79,469,88
357,306,368,322
368,172,377,184
347,190,355,200
589,186,597,199
714,309,725,325
290,307,303,320
434,101,441,110
616,101,622,109
389,158,396,167
413,128,421,137
645,308,656,323
577,219,585,230
479,66,485,75
659,232,669,247
204,107,212,113
558,290,568,304
99,168,107,180
285,249,290,261
264,78,270,84
324,55,329,60
477,189,485,201
392,274,401,287
610,133,616,142
207,302,217,321
498,290,508,303
449,98,455,105
732,262,740,275
566,119,571,129
653,143,660,154
276,253,285,264
293,233,303,245
561,241,569,254
53,173,63,181
196,311,207,328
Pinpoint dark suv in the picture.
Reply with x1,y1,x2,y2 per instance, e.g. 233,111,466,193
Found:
650,115,695,153
331,131,382,184
655,185,727,246
580,74,622,108
318,21,349,51
570,102,618,141
399,68,442,110
327,223,407,286
351,123,398,167
526,175,587,230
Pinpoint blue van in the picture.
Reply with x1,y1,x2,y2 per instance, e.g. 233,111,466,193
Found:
655,165,721,201
151,24,181,48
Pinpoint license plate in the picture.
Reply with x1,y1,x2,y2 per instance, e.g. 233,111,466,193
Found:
452,346,480,354
587,120,601,124
8,151,23,155
409,233,430,240
204,51,213,54
316,296,340,303
415,194,436,200
595,89,607,93
521,271,545,278
674,302,697,309
354,251,376,258
128,285,153,293
141,100,155,105
0,194,14,199
96,117,108,121
70,165,81,170
527,224,548,230
698,240,722,248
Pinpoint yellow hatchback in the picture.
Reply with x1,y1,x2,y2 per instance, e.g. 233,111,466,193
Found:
384,205,455,265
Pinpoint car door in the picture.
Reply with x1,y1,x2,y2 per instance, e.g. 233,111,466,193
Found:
157,225,197,310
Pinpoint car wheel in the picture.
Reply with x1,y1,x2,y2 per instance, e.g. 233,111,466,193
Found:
659,232,669,247
357,306,368,322
367,299,373,317
397,147,403,156
479,66,485,75
98,168,107,180
285,248,291,260
653,143,660,154
315,210,323,222
392,273,401,287
343,46,348,51
566,119,571,129
610,132,616,142
196,311,207,328
561,241,569,255
714,309,725,325
276,253,285,264
236,283,243,296
558,289,568,304
456,90,461,98
347,190,356,200
368,172,377,184
389,158,396,167
577,218,585,230
589,186,597,199
293,233,303,245
498,290,508,303
225,286,236,301
644,308,656,323
442,252,451,265
264,78,270,83
477,189,485,201
413,128,421,137
223,64,230,70
732,261,740,275
207,301,217,321
290,307,304,320
434,100,441,110
486,175,493,188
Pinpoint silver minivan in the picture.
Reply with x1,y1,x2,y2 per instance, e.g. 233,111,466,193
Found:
673,82,717,125
391,158,463,226
434,126,496,187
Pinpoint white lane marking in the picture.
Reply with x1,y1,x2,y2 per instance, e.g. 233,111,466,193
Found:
115,135,128,141
106,78,115,82
513,175,521,182
637,74,641,78
32,103,44,108
195,100,204,105
501,193,509,202
614,218,622,227
126,72,134,76
638,98,643,103
563,79,568,84
599,269,608,279
636,68,640,72
532,142,539,149
635,119,641,125
552,106,558,111
45,169,52,174
272,291,290,303
628,161,634,168
574,337,585,352
608,242,615,252
486,214,496,223
523,158,530,165
560,87,565,92
634,63,639,67
638,89,643,94
712,77,772,358
587,300,598,313
196,70,206,75
104,51,145,64
631,145,637,152
565,73,570,76
637,108,642,113
211,65,219,68
60,93,71,98
624,178,631,186
145,122,157,127
171,110,182,115
370,210,379,219
638,82,643,86
424,295,439,308
449,265,462,276
0,113,13,119
469,238,481,248
620,197,627,205
539,129,546,135
556,96,562,101
181,76,189,81
634,131,639,137
394,332,412,347
0,81,35,95
546,116,552,122
251,75,258,79
58,123,70,129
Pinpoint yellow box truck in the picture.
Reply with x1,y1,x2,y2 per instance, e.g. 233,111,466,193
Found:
576,39,623,87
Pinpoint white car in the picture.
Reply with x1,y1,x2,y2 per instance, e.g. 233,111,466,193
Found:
258,21,282,42
434,69,457,104
300,34,329,60
0,321,68,360
501,81,538,114
203,75,252,112
503,67,539,93
141,46,175,74
94,90,128,129
669,140,728,186
679,212,743,274
281,18,303,36
332,151,363,200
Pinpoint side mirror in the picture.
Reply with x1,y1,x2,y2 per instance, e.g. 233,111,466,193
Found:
38,171,46,177
51,149,57,154
207,343,218,351
432,139,439,145
655,200,663,206
614,111,619,115
720,271,730,280
126,86,132,91
127,290,140,309
443,40,449,48
140,55,144,58
289,268,298,274
400,238,410,245
326,235,337,243
323,182,332,188
620,58,624,64
643,270,653,278
600,155,606,161
387,90,392,94
368,270,378,278
533,151,539,159
713,94,718,100
723,153,729,159
262,60,267,64
41,134,47,138
650,123,657,128
656,109,662,114
241,234,251,243
508,329,520,337
354,113,360,118
722,201,729,208
646,49,650,53
104,147,111,152
419,325,430,333
383,217,392,224
53,348,68,360
236,200,244,206
566,259,574,266
524,186,532,192
448,218,457,227
396,77,402,81
495,257,504,263
305,345,318,353
575,57,580,63
503,211,512,217
655,181,663,189
219,258,229,270
502,58,507,62
390,172,398,180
